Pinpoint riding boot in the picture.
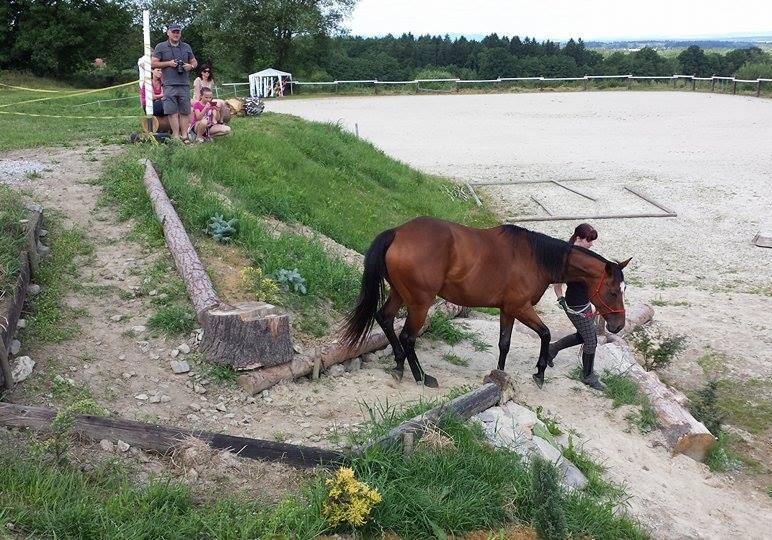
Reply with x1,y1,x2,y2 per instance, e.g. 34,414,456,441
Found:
581,351,605,391
547,333,583,367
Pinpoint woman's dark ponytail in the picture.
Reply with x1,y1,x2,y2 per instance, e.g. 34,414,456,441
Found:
569,223,598,244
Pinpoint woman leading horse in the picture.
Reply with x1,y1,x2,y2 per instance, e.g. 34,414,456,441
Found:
343,217,630,389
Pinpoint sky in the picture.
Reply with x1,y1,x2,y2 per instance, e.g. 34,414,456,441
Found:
346,0,772,41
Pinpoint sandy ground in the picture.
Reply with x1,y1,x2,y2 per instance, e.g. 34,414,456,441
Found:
2,90,771,539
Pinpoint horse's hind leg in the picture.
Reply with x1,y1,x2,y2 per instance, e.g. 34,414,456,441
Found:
400,303,439,388
374,290,406,380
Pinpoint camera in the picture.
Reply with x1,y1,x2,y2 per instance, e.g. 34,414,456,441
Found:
174,59,185,74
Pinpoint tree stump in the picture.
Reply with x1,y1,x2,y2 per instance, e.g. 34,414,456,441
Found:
199,302,292,370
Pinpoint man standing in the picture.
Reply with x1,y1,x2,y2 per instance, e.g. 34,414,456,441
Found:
151,23,197,141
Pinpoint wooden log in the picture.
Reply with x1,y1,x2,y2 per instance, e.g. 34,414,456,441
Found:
507,212,676,223
551,180,597,201
0,402,345,468
142,160,225,323
361,370,512,453
624,186,677,216
238,300,465,395
199,302,293,369
595,341,715,461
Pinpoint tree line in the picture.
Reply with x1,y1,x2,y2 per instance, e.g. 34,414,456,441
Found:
2,0,770,87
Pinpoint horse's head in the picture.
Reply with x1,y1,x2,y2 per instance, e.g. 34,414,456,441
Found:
589,257,632,334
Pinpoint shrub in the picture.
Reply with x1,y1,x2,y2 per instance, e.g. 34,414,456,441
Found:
628,325,687,371
322,467,381,527
736,61,772,80
690,381,726,436
274,268,307,295
205,214,238,243
241,266,281,303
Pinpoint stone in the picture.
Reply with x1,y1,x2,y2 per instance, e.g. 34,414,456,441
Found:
27,284,41,295
110,315,123,322
170,349,180,358
224,413,235,419
135,394,149,401
39,229,48,237
362,353,378,363
345,357,362,372
149,289,158,297
247,397,256,404
327,364,345,377
132,325,146,334
502,402,539,436
530,437,588,490
10,356,35,383
216,402,227,412
194,384,207,394
99,439,114,453
170,360,190,374
186,414,200,421
117,440,130,452
122,372,135,379
160,395,171,403
118,354,126,361
149,395,161,404
189,403,201,411
177,343,191,355
9,340,21,356
16,318,26,329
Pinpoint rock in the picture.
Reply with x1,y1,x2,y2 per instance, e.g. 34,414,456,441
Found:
530,437,588,490
502,402,539,437
122,372,135,379
39,229,48,237
189,403,201,411
149,289,158,297
194,384,207,394
246,397,256,404
327,364,345,377
345,357,362,372
160,395,171,403
260,389,271,399
149,395,161,404
9,340,21,356
224,413,235,419
170,349,180,358
27,284,41,295
118,354,126,361
117,440,130,452
16,318,26,329
362,353,378,363
110,315,123,322
186,414,200,421
216,402,227,412
177,343,191,355
135,394,149,401
10,356,35,383
170,360,190,374
99,439,114,453
132,325,146,334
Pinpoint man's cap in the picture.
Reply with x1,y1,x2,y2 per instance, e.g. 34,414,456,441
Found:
168,23,182,31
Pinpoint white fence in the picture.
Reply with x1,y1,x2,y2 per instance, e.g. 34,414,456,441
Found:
220,74,772,98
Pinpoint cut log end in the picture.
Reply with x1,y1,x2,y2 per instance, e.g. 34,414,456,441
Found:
670,432,717,462
200,302,293,370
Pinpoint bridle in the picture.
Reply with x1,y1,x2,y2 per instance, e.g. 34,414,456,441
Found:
589,271,625,317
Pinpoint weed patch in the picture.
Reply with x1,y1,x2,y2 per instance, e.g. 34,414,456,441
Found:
442,352,470,367
425,312,490,351
603,372,640,407
628,325,687,371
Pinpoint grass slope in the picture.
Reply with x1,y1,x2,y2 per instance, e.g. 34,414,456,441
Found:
0,185,28,296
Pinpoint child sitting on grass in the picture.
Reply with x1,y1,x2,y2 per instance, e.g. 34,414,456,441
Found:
189,88,231,143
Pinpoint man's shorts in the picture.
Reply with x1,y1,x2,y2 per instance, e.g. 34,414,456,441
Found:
163,86,191,115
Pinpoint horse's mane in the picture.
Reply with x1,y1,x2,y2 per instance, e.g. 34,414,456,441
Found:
502,225,620,282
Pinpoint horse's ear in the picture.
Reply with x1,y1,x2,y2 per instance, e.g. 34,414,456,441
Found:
618,257,633,269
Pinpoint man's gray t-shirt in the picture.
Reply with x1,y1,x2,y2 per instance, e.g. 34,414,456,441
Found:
153,41,195,87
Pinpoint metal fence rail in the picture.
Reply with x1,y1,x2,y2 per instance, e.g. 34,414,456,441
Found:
223,73,772,98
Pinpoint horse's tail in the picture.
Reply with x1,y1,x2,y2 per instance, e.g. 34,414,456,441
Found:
342,228,396,347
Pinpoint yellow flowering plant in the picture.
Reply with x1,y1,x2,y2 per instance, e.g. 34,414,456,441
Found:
322,467,382,528
241,266,280,303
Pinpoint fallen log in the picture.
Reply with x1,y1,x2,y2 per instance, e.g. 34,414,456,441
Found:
0,402,344,468
238,300,465,395
142,161,293,369
597,302,655,339
595,341,715,461
0,206,44,389
361,370,513,453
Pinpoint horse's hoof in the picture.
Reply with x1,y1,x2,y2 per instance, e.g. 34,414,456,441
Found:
391,369,404,382
421,374,439,388
532,373,544,389
547,359,554,368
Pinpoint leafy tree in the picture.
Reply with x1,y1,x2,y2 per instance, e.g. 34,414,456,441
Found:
477,47,515,79
677,45,713,76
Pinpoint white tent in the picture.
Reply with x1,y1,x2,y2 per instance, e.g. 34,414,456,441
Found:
249,68,292,98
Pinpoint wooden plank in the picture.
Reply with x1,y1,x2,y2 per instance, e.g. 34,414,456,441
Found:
529,196,554,216
551,180,597,201
0,341,12,390
465,182,482,207
361,371,510,453
624,186,677,216
506,212,676,223
0,402,345,468
468,177,595,187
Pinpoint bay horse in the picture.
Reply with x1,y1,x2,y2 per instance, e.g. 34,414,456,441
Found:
343,217,630,388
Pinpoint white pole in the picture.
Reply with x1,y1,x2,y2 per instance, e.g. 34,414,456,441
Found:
142,10,153,117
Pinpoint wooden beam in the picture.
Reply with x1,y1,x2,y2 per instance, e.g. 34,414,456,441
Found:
465,182,482,207
529,196,554,216
468,177,595,187
506,212,676,223
360,370,512,453
624,186,677,216
551,180,597,201
0,402,345,468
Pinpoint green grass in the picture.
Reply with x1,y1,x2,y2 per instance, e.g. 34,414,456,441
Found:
441,352,470,367
0,71,138,151
603,372,640,408
19,220,94,344
625,398,659,434
424,312,490,351
0,185,28,296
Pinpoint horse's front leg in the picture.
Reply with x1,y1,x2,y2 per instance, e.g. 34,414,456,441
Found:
497,311,515,370
513,305,551,388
